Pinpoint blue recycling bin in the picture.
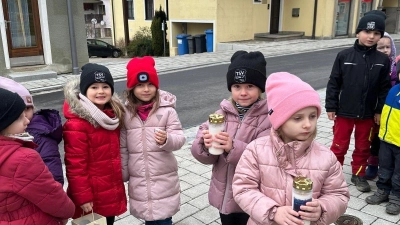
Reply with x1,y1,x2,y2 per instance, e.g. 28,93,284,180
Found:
205,29,213,52
176,34,190,55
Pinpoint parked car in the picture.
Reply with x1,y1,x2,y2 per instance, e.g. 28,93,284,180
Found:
87,39,122,58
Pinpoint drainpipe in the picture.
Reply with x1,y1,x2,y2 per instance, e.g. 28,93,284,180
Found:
311,0,318,39
111,0,116,45
66,0,79,75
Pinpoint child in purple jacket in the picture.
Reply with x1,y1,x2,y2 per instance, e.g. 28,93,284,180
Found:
0,77,64,185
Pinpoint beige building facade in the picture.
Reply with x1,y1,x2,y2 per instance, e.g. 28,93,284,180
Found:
112,0,398,56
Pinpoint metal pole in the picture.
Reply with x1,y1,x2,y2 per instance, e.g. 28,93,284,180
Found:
162,20,166,56
66,0,79,75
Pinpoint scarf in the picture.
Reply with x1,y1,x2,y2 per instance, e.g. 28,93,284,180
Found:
137,102,154,121
79,93,119,130
6,132,34,142
235,100,258,121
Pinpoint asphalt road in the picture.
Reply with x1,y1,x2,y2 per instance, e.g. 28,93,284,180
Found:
33,46,350,128
32,44,400,159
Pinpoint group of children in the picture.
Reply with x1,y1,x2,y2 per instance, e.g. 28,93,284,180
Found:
0,8,399,225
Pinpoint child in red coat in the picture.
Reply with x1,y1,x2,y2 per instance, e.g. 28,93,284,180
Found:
63,63,127,225
0,88,74,225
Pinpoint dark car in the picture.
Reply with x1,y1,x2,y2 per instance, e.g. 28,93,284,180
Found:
87,39,122,58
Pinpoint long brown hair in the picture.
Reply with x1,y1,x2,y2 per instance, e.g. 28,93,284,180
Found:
123,88,160,119
106,95,125,128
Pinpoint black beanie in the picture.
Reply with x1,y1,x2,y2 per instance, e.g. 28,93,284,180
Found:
80,63,114,95
0,88,26,132
356,10,386,37
226,51,267,93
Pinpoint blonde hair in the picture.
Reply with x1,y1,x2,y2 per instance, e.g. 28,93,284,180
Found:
123,88,160,120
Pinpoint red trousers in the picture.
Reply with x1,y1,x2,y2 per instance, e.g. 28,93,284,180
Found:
330,116,374,176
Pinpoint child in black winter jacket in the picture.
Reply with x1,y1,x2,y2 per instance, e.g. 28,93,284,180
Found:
325,10,392,193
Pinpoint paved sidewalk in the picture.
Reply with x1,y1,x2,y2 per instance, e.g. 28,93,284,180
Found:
63,88,400,225
26,36,399,224
22,34,400,96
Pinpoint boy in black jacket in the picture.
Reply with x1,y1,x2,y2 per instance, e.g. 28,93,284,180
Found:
325,10,392,193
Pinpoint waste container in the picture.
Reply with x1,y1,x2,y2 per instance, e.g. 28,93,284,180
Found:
176,34,190,55
194,34,206,53
187,35,196,54
205,29,213,52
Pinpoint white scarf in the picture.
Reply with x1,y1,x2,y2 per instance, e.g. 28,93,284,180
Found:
79,93,119,130
7,132,34,142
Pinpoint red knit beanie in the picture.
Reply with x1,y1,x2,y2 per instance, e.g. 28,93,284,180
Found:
266,72,321,129
126,56,159,89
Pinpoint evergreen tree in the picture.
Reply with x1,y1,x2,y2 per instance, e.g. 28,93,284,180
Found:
151,6,168,56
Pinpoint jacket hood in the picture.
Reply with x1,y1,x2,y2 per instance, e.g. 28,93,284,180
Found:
26,109,62,143
63,78,121,126
383,32,396,63
270,128,314,177
0,136,36,168
158,89,176,108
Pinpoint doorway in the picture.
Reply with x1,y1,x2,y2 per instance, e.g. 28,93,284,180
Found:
270,0,280,34
336,0,352,36
2,0,43,58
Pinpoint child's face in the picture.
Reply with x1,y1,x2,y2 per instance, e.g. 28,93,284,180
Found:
356,30,381,47
2,111,30,135
377,37,391,57
280,106,318,144
133,82,157,103
24,107,34,120
86,83,112,110
231,83,261,107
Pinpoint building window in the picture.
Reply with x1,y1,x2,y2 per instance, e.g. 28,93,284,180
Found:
127,0,134,19
99,5,105,15
254,0,262,3
145,0,154,20
84,3,95,11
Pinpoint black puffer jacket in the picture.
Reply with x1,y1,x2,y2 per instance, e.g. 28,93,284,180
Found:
326,40,392,119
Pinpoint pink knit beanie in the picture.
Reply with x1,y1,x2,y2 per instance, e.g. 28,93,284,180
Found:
0,76,34,107
266,72,321,129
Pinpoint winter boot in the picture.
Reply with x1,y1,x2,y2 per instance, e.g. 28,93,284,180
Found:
365,156,379,180
386,195,400,215
365,189,389,204
351,174,371,192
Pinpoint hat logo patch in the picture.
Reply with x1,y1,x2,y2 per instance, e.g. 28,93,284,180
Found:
234,69,247,83
26,96,32,103
138,72,149,82
94,71,106,82
367,21,375,30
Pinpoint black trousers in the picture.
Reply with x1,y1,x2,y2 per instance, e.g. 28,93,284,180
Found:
370,133,380,157
220,212,249,225
106,216,115,225
377,141,400,197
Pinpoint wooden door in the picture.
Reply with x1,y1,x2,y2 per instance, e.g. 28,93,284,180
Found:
270,0,280,34
2,0,43,58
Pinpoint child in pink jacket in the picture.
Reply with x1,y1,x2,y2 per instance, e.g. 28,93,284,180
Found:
233,72,349,225
120,56,186,225
191,51,272,225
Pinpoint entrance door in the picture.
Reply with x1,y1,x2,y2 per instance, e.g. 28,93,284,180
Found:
270,0,280,34
2,0,43,58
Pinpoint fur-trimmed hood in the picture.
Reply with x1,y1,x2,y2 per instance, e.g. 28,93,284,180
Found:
63,78,121,127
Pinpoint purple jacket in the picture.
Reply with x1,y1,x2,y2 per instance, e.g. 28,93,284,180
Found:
26,109,64,185
191,98,271,214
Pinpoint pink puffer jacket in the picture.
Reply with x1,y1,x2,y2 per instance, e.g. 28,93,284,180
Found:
233,129,350,225
191,99,271,214
120,90,186,221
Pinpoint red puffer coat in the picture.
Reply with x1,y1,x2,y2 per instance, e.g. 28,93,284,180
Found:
0,136,75,225
63,79,127,218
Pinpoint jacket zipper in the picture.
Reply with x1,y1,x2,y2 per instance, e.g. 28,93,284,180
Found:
140,117,154,220
382,91,399,139
221,105,255,212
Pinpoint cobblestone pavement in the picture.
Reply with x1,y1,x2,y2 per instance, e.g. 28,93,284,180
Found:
23,35,400,224
64,88,400,225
